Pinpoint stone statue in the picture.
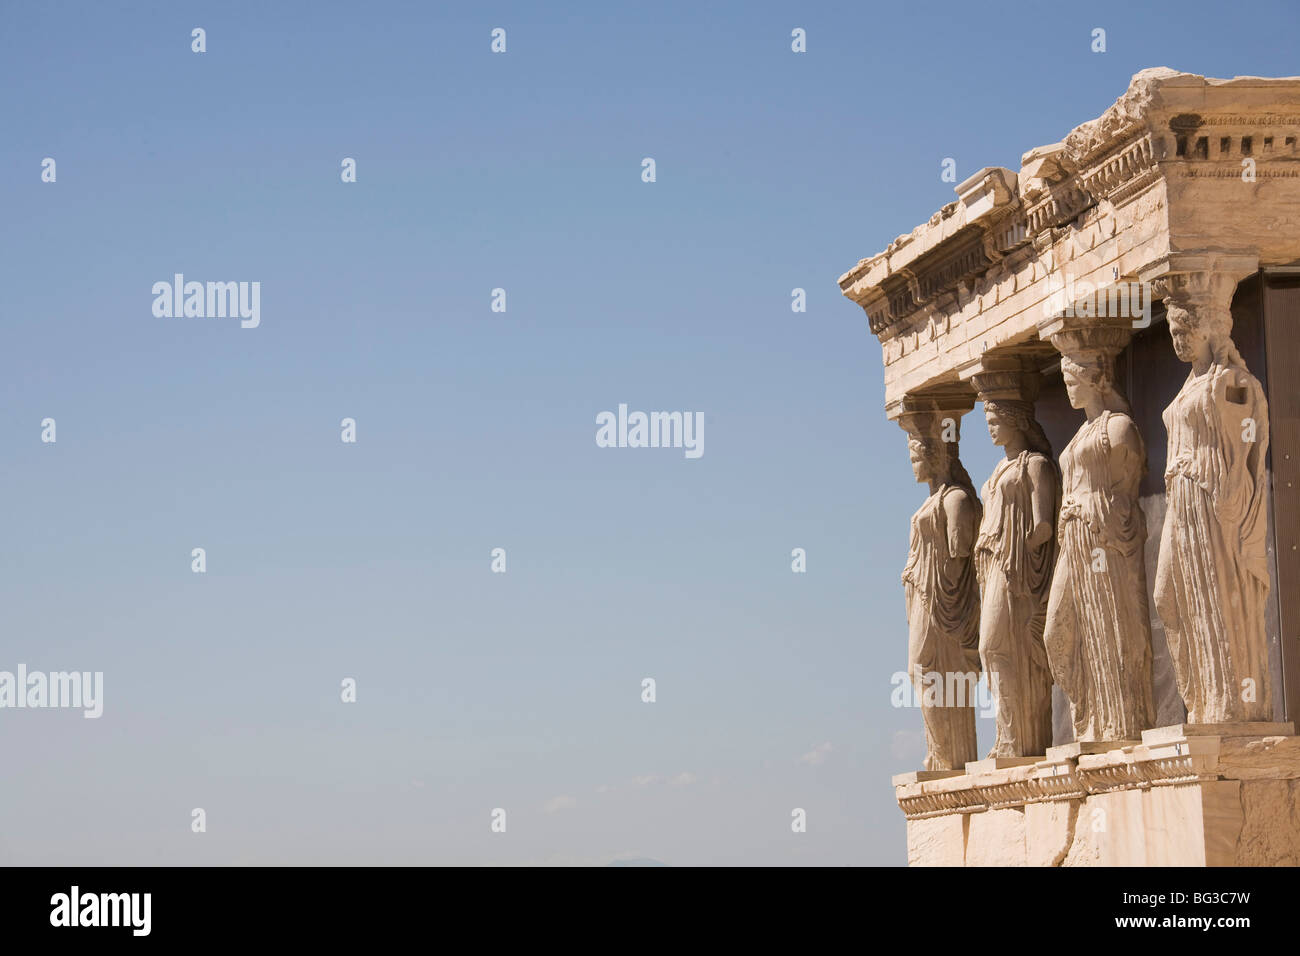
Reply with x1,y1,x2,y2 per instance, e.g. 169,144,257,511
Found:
900,408,982,771
1154,273,1272,723
973,373,1059,757
1043,329,1155,742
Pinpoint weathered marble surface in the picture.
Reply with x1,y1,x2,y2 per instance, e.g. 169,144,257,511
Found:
897,725,1300,866
843,68,1300,865
1154,266,1273,723
900,405,982,771
973,372,1058,758
1044,328,1156,742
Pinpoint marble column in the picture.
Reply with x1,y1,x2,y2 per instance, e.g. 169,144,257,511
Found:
1145,253,1273,724
898,396,983,770
967,362,1059,758
1041,323,1156,742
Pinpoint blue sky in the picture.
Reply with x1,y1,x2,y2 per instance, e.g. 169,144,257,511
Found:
1,0,1295,865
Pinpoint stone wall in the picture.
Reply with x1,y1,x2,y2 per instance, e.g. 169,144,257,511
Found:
898,726,1300,866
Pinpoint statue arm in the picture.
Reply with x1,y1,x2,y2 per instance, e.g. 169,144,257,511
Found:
944,488,976,560
1102,413,1147,554
1237,372,1271,583
1025,456,1056,549
1107,413,1146,478
1240,372,1269,491
941,487,981,661
1210,367,1264,529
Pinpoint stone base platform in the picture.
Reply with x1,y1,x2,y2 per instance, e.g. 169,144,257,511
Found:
894,723,1300,866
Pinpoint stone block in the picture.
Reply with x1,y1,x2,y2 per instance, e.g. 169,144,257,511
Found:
898,732,1300,866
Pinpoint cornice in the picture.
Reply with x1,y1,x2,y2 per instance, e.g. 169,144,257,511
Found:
841,69,1300,344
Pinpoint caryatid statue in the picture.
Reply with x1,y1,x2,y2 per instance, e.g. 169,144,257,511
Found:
972,369,1060,758
1152,263,1272,723
1043,327,1155,742
899,402,982,771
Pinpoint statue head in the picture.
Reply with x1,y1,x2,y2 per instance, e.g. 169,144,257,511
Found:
1061,349,1129,415
1051,326,1132,416
983,399,1053,457
1167,306,1214,366
983,399,1023,448
970,367,1051,457
908,435,939,483
899,406,977,500
1159,273,1246,370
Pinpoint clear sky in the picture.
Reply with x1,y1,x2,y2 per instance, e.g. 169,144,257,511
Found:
2,0,1296,866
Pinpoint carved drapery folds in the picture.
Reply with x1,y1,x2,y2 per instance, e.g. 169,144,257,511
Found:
968,363,1059,758
1145,253,1273,723
847,73,1300,776
1042,324,1156,742
886,249,1277,767
898,397,982,771
886,256,1277,768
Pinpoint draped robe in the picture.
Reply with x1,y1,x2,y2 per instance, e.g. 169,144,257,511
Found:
1155,362,1271,723
975,451,1058,757
1044,412,1155,741
903,484,981,770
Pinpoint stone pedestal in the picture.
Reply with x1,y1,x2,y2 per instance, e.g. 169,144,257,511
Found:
894,724,1300,866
